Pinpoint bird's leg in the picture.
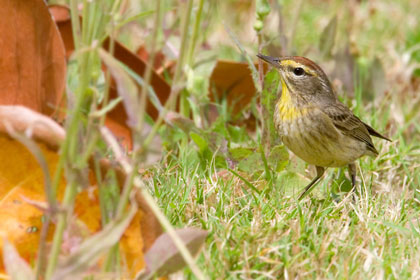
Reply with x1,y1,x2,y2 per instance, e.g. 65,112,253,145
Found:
346,163,358,202
348,163,357,189
298,166,325,200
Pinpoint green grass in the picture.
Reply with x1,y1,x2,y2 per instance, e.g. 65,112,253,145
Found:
150,127,419,278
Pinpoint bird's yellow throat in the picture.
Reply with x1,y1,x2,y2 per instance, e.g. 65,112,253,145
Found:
276,78,307,121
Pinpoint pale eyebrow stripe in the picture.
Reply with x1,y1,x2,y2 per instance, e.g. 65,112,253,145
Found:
280,60,318,76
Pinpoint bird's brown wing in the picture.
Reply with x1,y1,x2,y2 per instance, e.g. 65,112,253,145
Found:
363,122,391,141
322,102,379,156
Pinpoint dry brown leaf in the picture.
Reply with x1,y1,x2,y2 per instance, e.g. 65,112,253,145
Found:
209,60,266,116
0,105,65,148
208,60,267,130
48,4,71,23
107,40,171,121
104,118,132,151
209,60,255,115
100,49,141,131
136,45,176,75
139,228,208,280
136,46,166,72
0,0,66,115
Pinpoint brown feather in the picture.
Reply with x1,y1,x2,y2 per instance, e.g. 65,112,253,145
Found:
322,102,379,156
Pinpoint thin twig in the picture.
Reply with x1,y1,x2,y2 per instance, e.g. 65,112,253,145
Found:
102,125,207,280
138,0,162,136
172,0,194,116
187,0,205,67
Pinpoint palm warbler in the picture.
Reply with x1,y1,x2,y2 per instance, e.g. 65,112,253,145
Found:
257,54,390,199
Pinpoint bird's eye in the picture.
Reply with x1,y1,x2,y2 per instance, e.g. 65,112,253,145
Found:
293,67,305,76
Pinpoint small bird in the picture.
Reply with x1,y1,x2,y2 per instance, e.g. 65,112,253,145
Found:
257,54,391,199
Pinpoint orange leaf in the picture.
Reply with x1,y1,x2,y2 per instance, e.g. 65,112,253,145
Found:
0,106,162,277
0,136,65,271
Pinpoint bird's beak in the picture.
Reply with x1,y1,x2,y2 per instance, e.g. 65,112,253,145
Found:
257,54,280,67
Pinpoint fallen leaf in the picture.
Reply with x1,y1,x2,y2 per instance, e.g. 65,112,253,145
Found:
107,40,171,121
52,206,137,280
209,60,258,116
208,60,268,131
48,4,71,23
137,46,167,72
48,5,73,59
0,0,66,115
3,239,35,280
100,49,140,131
139,228,208,280
104,118,132,151
0,105,65,148
137,45,176,76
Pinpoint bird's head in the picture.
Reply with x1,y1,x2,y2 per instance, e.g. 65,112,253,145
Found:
257,54,336,104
